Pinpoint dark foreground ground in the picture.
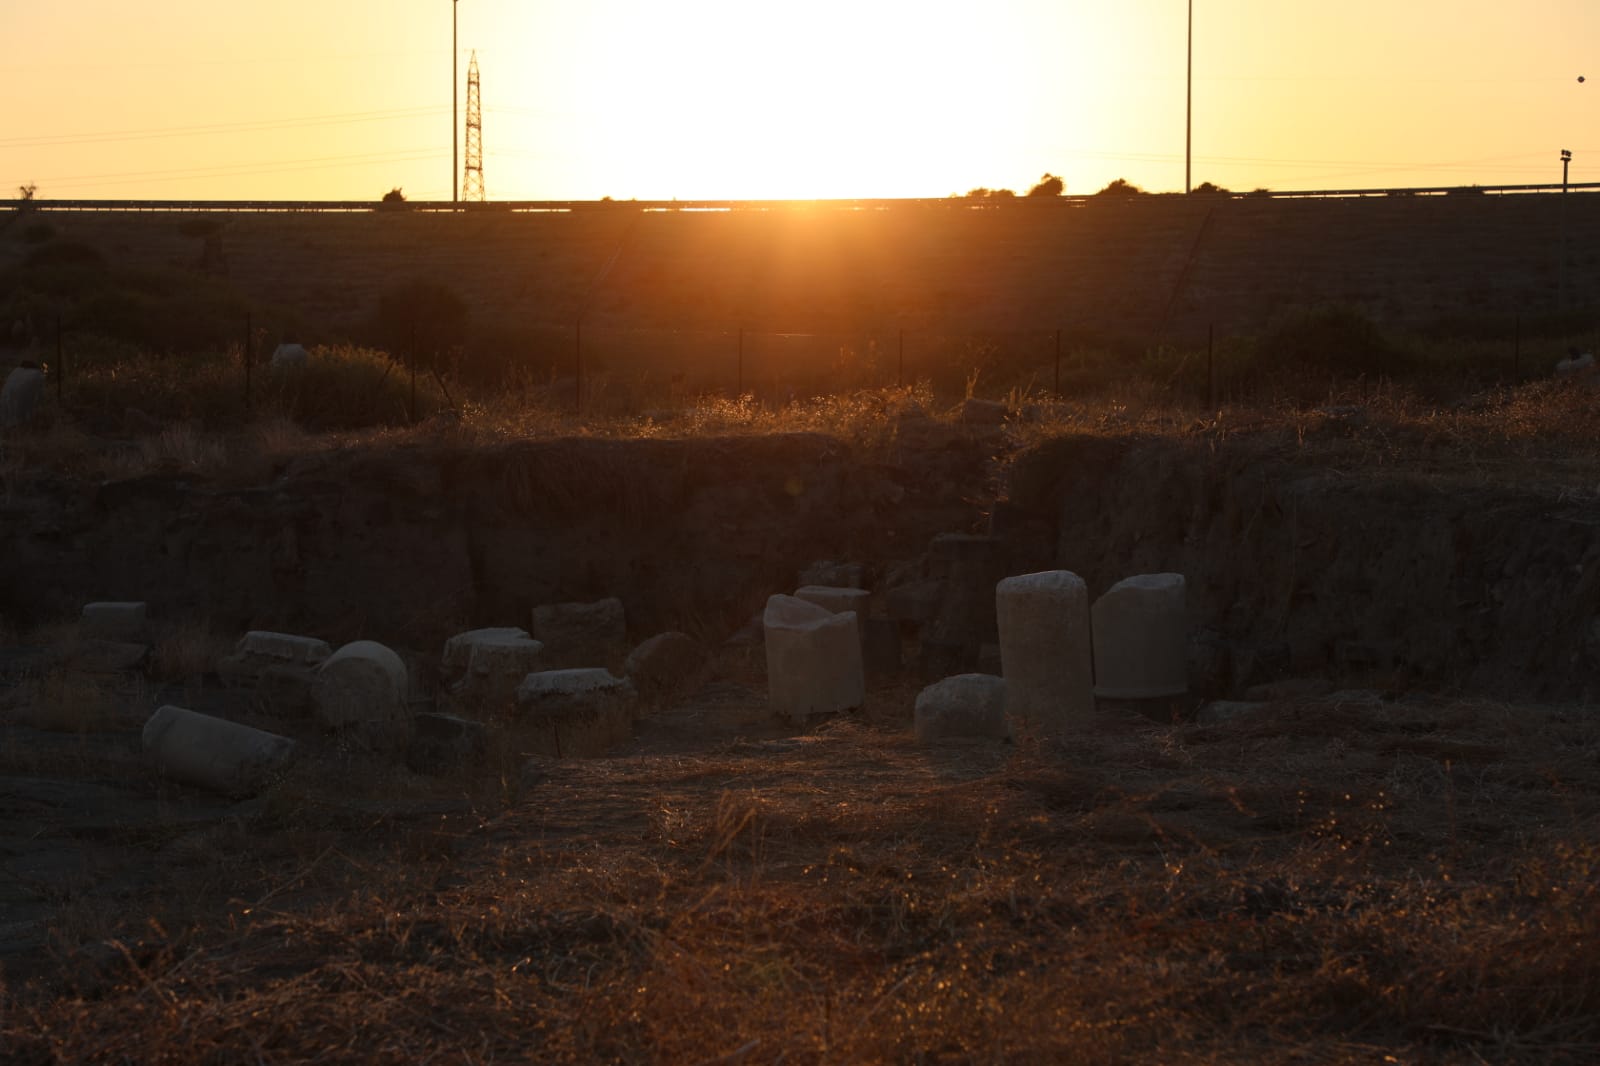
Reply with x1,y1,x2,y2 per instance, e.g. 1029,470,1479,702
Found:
3,668,1598,1064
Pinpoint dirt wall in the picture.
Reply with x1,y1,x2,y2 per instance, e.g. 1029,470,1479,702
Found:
5,426,1597,700
1009,432,1600,701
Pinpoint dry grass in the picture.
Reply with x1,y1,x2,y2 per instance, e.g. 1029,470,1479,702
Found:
5,694,1599,1064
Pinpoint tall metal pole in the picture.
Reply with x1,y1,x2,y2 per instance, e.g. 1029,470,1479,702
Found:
453,0,459,204
1185,0,1193,194
1562,149,1572,308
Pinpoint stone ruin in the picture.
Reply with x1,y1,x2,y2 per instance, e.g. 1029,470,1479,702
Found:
914,674,1008,745
0,363,44,429
515,668,637,758
439,627,544,713
763,594,864,724
996,570,1095,732
1092,573,1188,700
531,597,628,670
143,704,296,796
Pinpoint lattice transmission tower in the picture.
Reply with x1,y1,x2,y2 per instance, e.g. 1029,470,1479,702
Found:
462,51,486,202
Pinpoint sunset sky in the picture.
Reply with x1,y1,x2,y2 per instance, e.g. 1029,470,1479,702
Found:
4,1,1598,202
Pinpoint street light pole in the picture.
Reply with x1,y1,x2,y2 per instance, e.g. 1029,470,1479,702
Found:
453,0,459,204
1185,0,1193,194
1561,148,1572,308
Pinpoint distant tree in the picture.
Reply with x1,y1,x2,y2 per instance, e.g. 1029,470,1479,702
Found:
1248,187,1273,198
1027,173,1065,197
1095,178,1147,198
1191,181,1231,196
373,280,468,371
962,187,1016,199
378,187,409,212
17,182,37,201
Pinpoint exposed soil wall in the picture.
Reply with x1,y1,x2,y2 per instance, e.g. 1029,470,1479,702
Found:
0,429,995,651
1009,432,1600,701
5,426,1598,701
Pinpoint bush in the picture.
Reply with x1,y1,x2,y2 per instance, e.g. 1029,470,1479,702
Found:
257,344,443,429
369,281,469,372
1256,305,1411,378
1095,178,1146,198
1026,174,1065,197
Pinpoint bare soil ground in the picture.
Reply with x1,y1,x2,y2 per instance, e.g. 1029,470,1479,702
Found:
4,675,1598,1064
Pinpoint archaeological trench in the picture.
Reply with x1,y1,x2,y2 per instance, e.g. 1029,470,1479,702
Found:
3,410,1599,979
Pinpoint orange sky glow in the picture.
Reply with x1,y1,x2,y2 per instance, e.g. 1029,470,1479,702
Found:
4,1,1599,202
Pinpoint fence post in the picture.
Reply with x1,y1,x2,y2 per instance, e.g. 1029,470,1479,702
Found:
1513,313,1521,380
408,319,418,423
244,312,253,417
1206,324,1215,408
1054,328,1061,397
55,315,63,405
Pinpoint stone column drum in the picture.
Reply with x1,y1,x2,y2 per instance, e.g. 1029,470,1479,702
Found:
996,570,1094,731
143,705,296,796
763,594,864,724
1092,573,1188,699
311,640,410,745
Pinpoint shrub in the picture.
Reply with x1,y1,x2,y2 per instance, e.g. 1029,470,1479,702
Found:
1256,305,1411,378
369,281,469,373
1026,174,1065,197
1095,178,1146,198
257,344,444,429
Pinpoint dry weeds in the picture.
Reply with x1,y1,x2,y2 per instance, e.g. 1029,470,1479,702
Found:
4,694,1598,1064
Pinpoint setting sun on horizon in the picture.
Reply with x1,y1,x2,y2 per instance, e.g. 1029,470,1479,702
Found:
4,1,1599,202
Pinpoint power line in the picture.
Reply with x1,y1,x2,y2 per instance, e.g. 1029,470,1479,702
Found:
0,106,449,150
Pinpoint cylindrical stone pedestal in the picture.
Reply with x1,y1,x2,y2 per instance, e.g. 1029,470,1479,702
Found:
1092,573,1188,699
142,705,296,796
996,570,1094,731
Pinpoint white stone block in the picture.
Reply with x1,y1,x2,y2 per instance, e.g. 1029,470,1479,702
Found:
238,631,332,667
996,571,1094,731
1091,573,1188,699
142,705,296,796
0,365,44,428
81,601,147,639
311,640,410,742
794,586,872,617
763,594,864,723
914,674,1009,744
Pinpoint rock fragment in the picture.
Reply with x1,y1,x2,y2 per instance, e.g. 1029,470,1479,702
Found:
914,674,1009,744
